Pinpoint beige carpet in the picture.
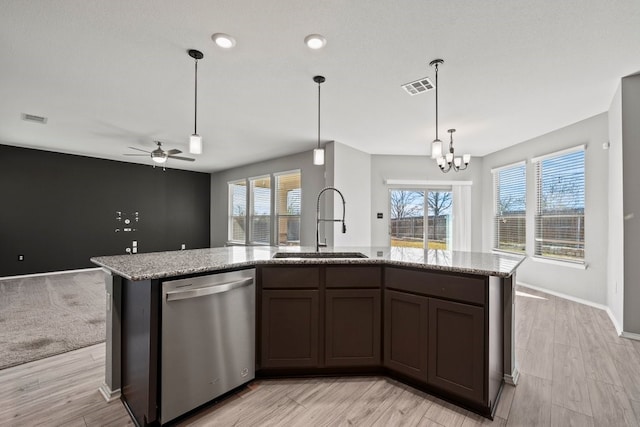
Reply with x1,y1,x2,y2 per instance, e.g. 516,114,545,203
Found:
0,270,106,370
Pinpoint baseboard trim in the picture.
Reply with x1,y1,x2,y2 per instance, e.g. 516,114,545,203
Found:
0,267,102,281
99,383,121,402
621,331,640,341
517,282,608,311
517,282,640,341
605,307,624,336
504,367,520,386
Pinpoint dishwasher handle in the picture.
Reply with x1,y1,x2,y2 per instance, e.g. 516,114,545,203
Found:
166,277,253,302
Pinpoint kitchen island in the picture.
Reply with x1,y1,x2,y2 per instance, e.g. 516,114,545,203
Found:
92,246,524,426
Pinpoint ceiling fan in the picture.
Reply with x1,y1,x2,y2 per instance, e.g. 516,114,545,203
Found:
124,141,195,169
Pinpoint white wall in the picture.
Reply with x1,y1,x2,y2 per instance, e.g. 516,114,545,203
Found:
622,74,640,334
370,154,484,250
332,142,372,247
210,149,325,247
481,113,609,305
608,84,624,331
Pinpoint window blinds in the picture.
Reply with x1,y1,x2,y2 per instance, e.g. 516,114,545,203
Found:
250,176,271,244
493,163,526,253
275,172,301,246
229,181,247,242
534,148,585,261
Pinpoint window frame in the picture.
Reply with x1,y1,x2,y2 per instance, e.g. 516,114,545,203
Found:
274,170,302,247
491,161,527,255
248,174,272,245
227,170,301,247
227,178,248,244
531,145,586,264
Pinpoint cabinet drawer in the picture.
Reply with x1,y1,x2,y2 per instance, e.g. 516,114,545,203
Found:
261,266,320,289
326,266,381,288
385,267,485,305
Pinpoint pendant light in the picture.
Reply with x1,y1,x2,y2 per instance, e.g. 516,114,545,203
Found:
313,75,326,165
188,49,203,155
429,58,470,173
430,59,444,159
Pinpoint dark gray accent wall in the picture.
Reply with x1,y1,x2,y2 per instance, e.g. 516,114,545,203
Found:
0,145,211,277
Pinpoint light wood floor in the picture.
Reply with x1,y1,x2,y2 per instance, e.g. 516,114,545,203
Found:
2,286,640,426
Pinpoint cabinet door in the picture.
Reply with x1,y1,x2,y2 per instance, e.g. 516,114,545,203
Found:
325,289,381,367
261,290,319,368
384,290,428,382
428,298,485,404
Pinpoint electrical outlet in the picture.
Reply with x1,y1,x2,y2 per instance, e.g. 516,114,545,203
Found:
181,244,186,250
18,255,24,261
132,247,137,254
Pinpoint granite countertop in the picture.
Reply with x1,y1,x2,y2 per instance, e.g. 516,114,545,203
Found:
90,246,525,281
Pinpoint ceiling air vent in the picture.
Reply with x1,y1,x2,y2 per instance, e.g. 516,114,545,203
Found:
21,113,48,124
401,77,434,96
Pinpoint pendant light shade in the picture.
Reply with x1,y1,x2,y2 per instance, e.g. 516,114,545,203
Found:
313,75,326,166
189,134,202,155
313,148,325,165
188,49,204,155
431,139,443,159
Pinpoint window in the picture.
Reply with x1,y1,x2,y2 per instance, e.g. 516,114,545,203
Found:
492,162,526,253
250,176,271,244
228,170,301,246
389,189,452,250
228,180,247,243
275,171,301,246
533,146,585,262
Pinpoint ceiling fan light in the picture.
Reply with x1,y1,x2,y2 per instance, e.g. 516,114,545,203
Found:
152,154,167,164
313,148,325,165
431,139,443,159
463,154,471,164
189,134,202,154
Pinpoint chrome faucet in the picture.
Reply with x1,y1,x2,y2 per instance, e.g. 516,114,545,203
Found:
316,187,347,252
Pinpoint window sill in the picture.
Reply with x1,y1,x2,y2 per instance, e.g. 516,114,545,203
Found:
531,256,587,270
492,249,526,256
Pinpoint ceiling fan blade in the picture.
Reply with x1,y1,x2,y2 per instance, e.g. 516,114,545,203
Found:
165,149,182,155
123,154,150,156
168,155,195,162
128,146,151,153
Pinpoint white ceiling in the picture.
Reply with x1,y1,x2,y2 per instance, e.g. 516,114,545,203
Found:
1,0,640,173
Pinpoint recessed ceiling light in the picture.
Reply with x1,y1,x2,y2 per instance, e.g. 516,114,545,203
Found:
211,33,236,49
304,34,326,50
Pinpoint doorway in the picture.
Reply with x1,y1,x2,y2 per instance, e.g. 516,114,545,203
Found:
389,189,452,250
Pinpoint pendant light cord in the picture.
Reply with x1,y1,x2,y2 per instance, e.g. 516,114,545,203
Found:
317,81,321,149
434,62,439,141
194,58,198,135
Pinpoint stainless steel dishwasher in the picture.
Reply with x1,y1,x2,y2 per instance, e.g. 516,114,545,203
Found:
160,268,255,424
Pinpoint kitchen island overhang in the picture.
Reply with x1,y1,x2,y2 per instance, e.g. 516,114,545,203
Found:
92,247,524,425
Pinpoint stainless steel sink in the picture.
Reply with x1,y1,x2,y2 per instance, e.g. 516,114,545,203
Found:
273,252,368,259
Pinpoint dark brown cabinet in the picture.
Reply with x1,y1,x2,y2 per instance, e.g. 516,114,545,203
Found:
257,264,503,418
428,298,485,404
325,289,381,367
384,289,428,382
260,289,320,368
